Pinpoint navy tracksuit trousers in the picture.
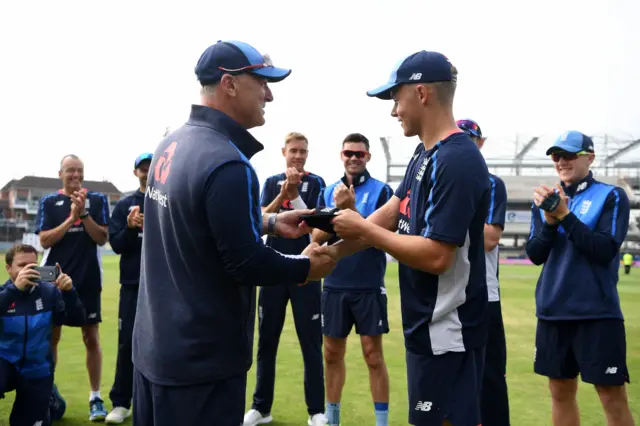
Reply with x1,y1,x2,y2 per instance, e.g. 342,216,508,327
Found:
0,358,53,426
109,284,139,410
481,300,511,426
251,281,324,416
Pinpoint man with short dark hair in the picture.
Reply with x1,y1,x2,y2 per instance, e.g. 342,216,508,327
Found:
457,118,510,426
312,132,393,426
244,132,327,426
0,243,84,426
35,154,110,421
318,51,491,426
527,131,634,426
105,153,152,424
132,40,335,426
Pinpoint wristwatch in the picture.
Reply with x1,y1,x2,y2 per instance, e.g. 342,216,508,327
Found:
267,213,278,237
79,212,90,220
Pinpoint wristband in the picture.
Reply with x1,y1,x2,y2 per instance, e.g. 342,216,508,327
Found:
267,213,278,237
79,212,90,219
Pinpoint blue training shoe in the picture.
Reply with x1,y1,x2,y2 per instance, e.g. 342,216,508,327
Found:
50,384,66,421
89,397,108,422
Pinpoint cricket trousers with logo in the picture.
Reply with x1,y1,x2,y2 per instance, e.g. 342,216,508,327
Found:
0,357,53,426
251,281,325,417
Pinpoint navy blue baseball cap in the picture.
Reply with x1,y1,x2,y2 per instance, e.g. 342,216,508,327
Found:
456,119,483,138
546,131,595,155
195,40,291,85
367,51,455,100
134,153,153,168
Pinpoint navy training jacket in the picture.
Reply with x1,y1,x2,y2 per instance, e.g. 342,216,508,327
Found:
0,280,85,379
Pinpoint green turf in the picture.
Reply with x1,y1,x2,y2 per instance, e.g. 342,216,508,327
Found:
1,256,638,425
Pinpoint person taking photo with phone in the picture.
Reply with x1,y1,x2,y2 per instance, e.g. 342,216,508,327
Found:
0,243,85,426
526,131,634,426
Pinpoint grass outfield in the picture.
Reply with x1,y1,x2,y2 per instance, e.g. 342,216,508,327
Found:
1,256,638,425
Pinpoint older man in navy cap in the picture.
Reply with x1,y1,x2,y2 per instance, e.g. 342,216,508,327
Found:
526,131,634,426
131,41,336,426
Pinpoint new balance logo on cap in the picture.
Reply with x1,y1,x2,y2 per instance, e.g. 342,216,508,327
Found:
409,73,422,80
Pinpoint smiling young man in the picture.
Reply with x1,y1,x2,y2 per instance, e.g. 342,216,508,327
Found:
317,51,491,426
526,131,634,426
244,132,327,426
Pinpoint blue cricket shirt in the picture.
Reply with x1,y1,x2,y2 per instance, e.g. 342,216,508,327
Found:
394,133,490,356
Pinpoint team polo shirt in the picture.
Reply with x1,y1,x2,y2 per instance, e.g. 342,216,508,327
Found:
485,174,507,302
260,172,326,255
394,133,490,356
318,170,393,292
35,190,110,291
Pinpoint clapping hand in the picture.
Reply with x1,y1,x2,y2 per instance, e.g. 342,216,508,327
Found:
333,184,356,210
70,190,87,218
533,184,569,224
127,206,143,228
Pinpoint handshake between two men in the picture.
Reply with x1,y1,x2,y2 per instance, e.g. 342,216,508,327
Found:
267,182,368,284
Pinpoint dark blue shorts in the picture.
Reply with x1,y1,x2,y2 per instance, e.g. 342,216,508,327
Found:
407,347,484,426
132,368,246,426
321,289,388,338
64,286,101,327
534,318,630,386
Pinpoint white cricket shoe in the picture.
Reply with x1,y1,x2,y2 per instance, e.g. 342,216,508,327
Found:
308,413,328,426
242,409,273,426
105,406,131,424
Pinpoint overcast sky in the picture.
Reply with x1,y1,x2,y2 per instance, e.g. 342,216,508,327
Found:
1,0,638,193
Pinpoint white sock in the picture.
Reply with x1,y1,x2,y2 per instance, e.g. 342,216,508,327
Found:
90,390,101,401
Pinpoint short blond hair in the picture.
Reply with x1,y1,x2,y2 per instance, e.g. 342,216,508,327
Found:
284,132,308,145
431,64,458,106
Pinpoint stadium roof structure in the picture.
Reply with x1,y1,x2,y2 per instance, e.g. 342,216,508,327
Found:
379,132,640,201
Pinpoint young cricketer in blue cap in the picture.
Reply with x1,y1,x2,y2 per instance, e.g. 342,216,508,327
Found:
319,50,491,426
527,131,634,426
131,40,336,426
105,152,151,424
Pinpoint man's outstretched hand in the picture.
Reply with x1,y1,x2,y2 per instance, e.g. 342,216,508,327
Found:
301,242,337,282
274,209,313,239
